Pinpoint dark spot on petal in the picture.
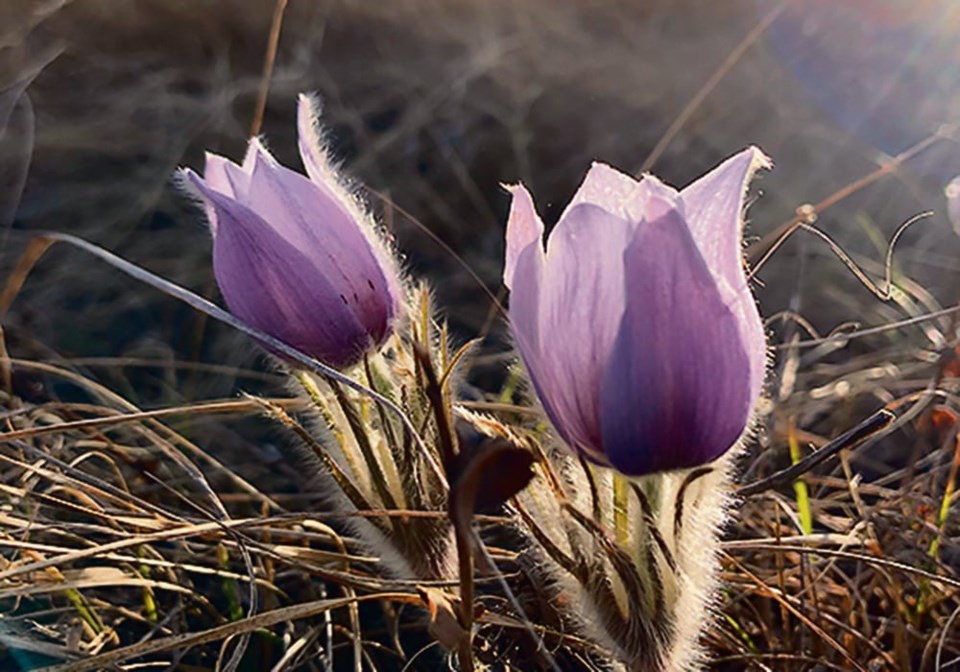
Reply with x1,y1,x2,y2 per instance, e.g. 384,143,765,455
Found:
339,294,348,305
367,279,376,291
353,292,359,302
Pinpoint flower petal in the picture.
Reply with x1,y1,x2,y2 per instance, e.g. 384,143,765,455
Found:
680,146,770,399
239,149,397,344
509,231,608,465
297,93,337,187
187,170,372,368
204,139,266,201
561,162,644,220
535,203,636,456
296,96,403,338
294,97,369,231
503,183,544,290
201,153,237,198
599,208,753,476
561,162,684,224
679,147,769,289
507,237,556,431
196,153,254,234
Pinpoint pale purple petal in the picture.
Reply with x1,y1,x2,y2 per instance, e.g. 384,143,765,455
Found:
202,153,236,198
187,170,371,368
636,174,685,221
297,94,333,186
238,148,397,344
242,137,266,173
203,141,264,200
680,146,770,399
535,203,635,455
295,96,404,335
599,210,753,476
507,240,544,360
198,153,248,233
503,184,544,290
294,97,373,246
561,162,684,224
561,162,645,221
502,189,553,441
680,147,770,289
506,239,566,445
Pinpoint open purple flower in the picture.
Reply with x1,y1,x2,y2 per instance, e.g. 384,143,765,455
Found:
503,148,770,476
183,95,402,369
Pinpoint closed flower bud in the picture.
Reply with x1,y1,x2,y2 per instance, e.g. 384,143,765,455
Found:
503,148,770,476
183,95,402,369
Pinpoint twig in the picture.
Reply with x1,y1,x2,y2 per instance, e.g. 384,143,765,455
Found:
250,0,289,137
635,0,790,174
737,409,896,497
747,125,953,273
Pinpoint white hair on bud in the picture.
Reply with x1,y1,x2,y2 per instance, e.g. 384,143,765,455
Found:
295,91,409,329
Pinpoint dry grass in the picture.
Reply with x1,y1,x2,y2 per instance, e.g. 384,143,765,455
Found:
0,363,415,670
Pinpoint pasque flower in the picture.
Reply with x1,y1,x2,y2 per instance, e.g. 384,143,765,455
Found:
183,95,402,369
503,148,770,476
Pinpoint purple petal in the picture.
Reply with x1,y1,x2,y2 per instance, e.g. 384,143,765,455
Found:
534,203,636,457
637,174,686,221
680,147,769,289
203,153,239,198
561,162,645,221
503,184,544,289
243,137,267,173
561,162,684,224
199,147,265,233
680,147,770,400
296,96,404,336
198,154,242,233
506,237,554,435
237,148,397,344
188,171,372,368
599,208,753,476
297,94,333,186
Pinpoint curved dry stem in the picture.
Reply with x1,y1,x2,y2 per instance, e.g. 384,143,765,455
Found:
747,125,953,278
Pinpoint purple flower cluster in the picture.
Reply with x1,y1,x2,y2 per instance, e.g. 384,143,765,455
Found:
186,97,769,477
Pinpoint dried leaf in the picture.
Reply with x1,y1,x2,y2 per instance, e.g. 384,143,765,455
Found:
417,586,469,651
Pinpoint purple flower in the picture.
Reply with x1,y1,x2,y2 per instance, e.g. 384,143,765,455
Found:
183,95,402,369
503,148,770,476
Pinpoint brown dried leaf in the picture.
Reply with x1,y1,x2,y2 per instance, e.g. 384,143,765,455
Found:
417,586,469,651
